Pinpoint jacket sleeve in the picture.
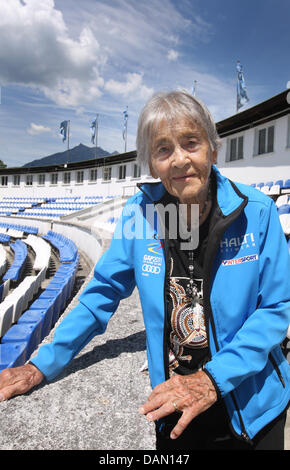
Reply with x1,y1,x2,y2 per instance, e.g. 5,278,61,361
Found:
30,204,136,381
204,199,290,397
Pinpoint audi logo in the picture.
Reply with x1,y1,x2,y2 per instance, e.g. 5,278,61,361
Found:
142,264,161,274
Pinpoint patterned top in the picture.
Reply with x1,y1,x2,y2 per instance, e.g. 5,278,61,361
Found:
160,181,216,376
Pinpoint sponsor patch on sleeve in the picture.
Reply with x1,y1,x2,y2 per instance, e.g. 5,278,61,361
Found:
222,254,259,266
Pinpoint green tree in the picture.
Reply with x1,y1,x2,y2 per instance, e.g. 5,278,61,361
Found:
0,160,7,169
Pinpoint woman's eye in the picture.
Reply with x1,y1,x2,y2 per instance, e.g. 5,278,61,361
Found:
158,147,169,156
187,140,197,148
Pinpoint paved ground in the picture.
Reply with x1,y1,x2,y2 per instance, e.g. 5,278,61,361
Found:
0,265,156,450
0,246,289,450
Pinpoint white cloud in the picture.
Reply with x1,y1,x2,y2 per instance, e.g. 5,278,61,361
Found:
105,73,153,100
167,49,179,61
27,122,52,135
0,0,106,107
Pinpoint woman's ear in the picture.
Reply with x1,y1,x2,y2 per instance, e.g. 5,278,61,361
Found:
211,150,217,165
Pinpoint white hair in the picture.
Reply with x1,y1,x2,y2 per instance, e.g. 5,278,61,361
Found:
136,89,221,167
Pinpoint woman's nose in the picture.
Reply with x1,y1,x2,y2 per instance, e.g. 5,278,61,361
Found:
172,147,189,168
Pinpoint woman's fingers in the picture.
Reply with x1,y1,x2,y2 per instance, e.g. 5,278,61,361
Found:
139,371,218,438
0,364,44,401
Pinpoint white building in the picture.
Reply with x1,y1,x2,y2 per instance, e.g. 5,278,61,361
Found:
0,89,289,201
0,151,153,200
216,89,290,186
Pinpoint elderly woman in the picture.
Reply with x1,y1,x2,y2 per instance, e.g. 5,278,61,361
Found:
0,90,289,450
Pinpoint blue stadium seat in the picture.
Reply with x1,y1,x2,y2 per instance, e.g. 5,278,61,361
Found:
46,278,71,310
278,204,290,216
18,308,51,341
282,179,290,190
265,181,273,188
1,322,42,360
42,231,78,263
29,299,55,339
257,182,264,188
0,343,27,372
3,239,28,282
275,180,283,188
38,289,63,326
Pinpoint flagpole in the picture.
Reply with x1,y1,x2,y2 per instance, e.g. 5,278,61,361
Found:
125,106,128,153
67,120,70,165
95,114,99,160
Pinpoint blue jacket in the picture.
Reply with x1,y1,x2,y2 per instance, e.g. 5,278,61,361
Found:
31,165,290,442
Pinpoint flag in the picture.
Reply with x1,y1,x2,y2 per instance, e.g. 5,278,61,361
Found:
60,120,69,142
90,118,97,144
236,61,249,110
122,107,128,140
192,80,197,96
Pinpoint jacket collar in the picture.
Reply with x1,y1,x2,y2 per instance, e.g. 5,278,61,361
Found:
138,165,247,217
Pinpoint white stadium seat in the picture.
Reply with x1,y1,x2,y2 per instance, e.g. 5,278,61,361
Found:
0,301,14,338
279,214,290,236
24,234,51,271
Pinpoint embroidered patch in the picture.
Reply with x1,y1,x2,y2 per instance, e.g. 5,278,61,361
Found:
222,254,259,266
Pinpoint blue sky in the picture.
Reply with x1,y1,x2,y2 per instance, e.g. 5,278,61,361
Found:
0,0,289,167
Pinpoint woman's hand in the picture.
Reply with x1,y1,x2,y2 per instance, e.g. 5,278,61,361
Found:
139,370,217,440
0,364,44,401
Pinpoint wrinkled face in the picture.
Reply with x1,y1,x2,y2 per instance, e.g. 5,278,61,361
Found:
149,118,217,205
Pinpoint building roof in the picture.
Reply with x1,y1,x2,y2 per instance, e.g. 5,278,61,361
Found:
216,89,290,138
0,150,137,175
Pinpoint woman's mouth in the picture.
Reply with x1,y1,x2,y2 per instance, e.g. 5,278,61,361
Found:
172,174,195,182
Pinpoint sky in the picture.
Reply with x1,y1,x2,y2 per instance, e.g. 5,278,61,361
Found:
0,0,289,168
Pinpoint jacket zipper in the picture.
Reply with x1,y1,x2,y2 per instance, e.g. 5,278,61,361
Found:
202,181,252,444
269,352,285,388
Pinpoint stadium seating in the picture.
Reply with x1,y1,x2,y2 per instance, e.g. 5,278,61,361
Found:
0,233,10,243
0,223,80,368
276,195,289,208
3,240,28,282
42,231,78,263
282,179,290,190
24,234,51,272
268,184,281,196
0,343,27,372
0,244,7,276
19,307,53,342
0,222,38,235
278,210,290,236
1,321,42,360
0,300,14,337
0,280,10,302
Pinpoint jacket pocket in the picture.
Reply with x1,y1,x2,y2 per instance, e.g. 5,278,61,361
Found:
269,352,285,388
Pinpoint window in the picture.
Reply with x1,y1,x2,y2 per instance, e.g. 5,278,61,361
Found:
118,165,126,180
133,163,141,178
38,174,45,185
26,175,33,186
63,172,71,185
13,175,20,186
1,176,8,186
103,167,111,181
50,173,58,185
89,169,97,182
226,136,244,162
254,125,275,156
76,170,84,184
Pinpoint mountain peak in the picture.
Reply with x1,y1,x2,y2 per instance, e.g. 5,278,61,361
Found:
22,143,113,167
